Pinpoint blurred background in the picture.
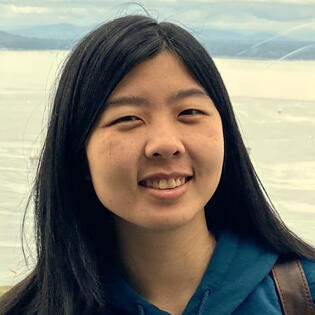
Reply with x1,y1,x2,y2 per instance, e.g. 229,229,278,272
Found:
0,0,314,286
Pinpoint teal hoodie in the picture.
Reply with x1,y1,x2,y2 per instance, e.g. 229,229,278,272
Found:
101,230,315,314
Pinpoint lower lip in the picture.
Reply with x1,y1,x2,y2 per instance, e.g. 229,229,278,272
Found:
139,179,191,201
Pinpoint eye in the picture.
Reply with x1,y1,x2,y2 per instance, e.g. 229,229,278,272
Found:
114,115,140,124
179,109,204,116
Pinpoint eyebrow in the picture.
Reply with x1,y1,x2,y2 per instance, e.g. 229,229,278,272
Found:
172,88,209,101
105,88,209,107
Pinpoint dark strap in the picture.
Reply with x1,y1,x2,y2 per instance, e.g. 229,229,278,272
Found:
272,257,315,315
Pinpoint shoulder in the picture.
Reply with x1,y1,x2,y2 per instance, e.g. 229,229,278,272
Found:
301,257,315,300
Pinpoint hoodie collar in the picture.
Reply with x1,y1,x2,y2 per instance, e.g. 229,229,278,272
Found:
102,229,278,315
193,229,278,314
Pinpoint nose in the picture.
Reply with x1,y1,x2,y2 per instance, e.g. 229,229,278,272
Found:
144,122,185,159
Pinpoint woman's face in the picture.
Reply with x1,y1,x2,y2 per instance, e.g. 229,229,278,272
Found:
85,51,224,230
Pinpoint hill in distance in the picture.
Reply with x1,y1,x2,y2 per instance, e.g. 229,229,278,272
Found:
0,23,314,60
7,23,94,40
0,30,71,50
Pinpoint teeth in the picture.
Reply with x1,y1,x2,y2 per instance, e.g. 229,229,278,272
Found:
144,177,188,189
152,180,159,189
168,178,176,188
159,179,168,189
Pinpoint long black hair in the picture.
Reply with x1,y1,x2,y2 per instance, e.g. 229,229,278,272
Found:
1,15,314,315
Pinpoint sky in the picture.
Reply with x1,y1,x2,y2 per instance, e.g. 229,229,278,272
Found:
1,0,315,35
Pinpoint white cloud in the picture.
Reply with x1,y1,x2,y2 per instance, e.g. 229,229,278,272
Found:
1,0,315,32
7,5,50,14
202,15,315,32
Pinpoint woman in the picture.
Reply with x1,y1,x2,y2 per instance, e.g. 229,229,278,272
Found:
1,15,314,315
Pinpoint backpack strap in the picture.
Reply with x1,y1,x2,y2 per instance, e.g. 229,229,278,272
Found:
272,257,315,315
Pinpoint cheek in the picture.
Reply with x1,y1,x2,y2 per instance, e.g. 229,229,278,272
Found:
189,123,224,180
86,133,140,199
88,133,137,170
105,137,135,169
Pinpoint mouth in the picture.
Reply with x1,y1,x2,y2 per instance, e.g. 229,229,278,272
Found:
138,176,193,190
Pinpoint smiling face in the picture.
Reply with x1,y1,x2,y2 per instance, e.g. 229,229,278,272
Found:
85,51,224,231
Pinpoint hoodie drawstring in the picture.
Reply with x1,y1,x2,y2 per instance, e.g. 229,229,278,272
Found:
197,289,211,315
137,303,145,315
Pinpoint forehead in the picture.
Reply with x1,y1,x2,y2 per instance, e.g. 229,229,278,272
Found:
108,51,206,101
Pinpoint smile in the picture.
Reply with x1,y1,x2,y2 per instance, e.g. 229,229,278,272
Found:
139,176,192,190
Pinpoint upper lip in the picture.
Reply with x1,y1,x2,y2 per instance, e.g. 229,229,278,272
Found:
139,172,193,183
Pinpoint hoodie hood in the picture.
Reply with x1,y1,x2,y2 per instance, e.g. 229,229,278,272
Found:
101,229,278,314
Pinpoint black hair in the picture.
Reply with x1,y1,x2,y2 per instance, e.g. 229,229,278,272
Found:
1,14,314,315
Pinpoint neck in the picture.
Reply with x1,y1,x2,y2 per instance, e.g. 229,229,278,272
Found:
115,211,216,314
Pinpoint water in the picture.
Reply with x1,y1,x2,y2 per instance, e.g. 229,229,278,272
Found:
0,51,314,285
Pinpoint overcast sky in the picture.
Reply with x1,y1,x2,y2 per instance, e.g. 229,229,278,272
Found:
1,0,315,34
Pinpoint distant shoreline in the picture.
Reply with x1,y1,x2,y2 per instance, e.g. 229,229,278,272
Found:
0,49,315,61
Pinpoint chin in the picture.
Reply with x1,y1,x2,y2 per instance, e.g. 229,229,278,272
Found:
138,209,204,232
